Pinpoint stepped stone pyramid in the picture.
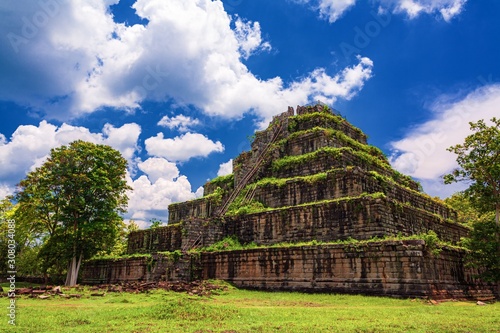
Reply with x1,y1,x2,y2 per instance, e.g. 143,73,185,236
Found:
82,105,495,299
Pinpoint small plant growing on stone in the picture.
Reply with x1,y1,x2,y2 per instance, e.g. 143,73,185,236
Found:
149,218,163,229
422,230,442,257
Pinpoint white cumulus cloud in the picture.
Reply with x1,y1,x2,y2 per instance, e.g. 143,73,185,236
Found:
297,0,466,23
390,0,467,21
157,114,200,133
125,171,197,225
145,132,224,162
234,16,271,59
389,84,500,198
0,0,374,123
0,121,141,198
217,159,233,177
137,157,179,184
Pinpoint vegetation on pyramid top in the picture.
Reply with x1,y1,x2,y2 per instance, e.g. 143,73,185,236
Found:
277,126,386,163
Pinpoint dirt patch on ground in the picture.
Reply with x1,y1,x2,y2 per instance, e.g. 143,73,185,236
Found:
4,281,227,299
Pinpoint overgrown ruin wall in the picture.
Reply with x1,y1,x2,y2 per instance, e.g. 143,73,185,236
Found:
81,254,194,284
126,195,467,255
169,197,219,225
253,167,454,220
293,105,367,144
271,148,418,191
201,241,492,299
225,197,468,246
81,105,493,299
127,224,182,254
82,241,495,299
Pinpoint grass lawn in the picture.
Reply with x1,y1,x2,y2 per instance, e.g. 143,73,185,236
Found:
0,282,498,333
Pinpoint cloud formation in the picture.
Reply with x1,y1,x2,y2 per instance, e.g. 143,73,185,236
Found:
157,114,200,133
0,0,373,124
295,0,357,23
391,0,467,22
217,159,233,177
233,16,272,59
389,84,500,198
297,0,467,23
145,132,224,162
0,121,141,184
0,120,215,226
127,157,201,225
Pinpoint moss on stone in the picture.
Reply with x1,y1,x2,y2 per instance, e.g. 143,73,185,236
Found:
207,173,234,188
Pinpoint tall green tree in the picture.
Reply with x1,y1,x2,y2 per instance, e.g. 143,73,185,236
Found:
460,213,500,284
16,140,131,286
0,198,46,277
444,118,500,286
444,117,500,227
444,192,482,226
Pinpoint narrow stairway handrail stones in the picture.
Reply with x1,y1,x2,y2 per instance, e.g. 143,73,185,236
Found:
215,121,284,216
182,233,202,252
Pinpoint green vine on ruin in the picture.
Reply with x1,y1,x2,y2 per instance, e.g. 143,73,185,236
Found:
225,191,387,217
207,173,234,188
271,146,415,189
192,231,464,255
287,111,365,139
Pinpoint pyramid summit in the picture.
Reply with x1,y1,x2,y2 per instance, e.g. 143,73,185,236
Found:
82,104,495,299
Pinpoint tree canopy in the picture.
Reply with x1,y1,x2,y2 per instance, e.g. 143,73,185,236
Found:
16,140,131,286
444,117,500,225
444,118,500,285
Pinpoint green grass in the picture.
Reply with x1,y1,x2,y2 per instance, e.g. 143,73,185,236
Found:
1,282,498,332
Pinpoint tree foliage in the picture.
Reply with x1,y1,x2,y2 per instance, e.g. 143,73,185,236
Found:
460,213,500,283
16,140,131,285
444,118,500,285
444,117,500,224
149,218,164,229
444,192,482,226
95,220,140,257
0,199,46,277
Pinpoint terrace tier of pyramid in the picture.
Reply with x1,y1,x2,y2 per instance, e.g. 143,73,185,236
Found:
84,104,495,299
127,104,467,254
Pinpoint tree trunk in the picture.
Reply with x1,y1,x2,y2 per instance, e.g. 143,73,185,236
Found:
64,253,83,286
65,257,76,286
65,217,80,286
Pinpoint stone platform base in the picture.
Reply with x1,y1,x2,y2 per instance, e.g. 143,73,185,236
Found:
81,240,496,300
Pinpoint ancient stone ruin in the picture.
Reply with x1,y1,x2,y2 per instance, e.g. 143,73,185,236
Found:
82,104,495,299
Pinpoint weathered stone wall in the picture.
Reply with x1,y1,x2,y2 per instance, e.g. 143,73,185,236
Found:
279,129,369,159
293,105,367,144
169,197,219,225
200,241,494,299
253,167,454,220
81,254,193,284
126,218,226,254
271,149,420,191
127,197,463,255
224,197,468,245
204,175,234,196
127,224,182,254
233,110,292,188
81,257,151,284
82,241,495,299
180,218,225,251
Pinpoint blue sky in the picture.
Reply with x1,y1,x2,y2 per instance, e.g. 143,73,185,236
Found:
1,0,499,227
